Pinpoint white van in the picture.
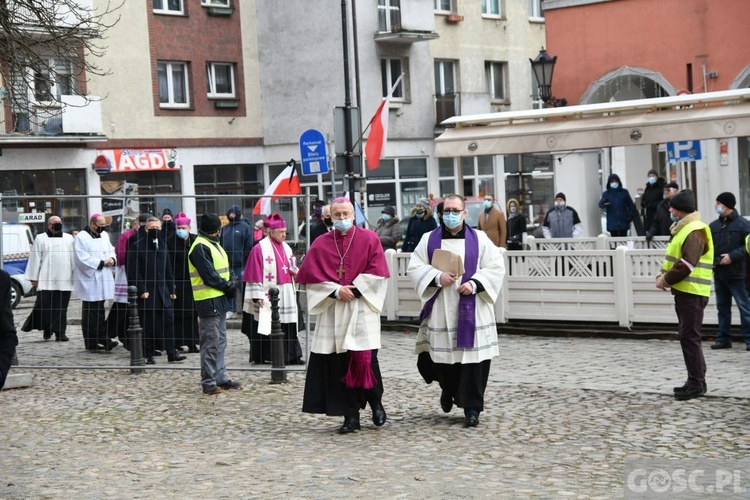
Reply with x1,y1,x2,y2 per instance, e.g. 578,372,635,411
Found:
2,224,36,308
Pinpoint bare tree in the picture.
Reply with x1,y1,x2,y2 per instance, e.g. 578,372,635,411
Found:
0,0,122,133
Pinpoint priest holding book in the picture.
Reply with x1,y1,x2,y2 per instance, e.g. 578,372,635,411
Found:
407,194,505,428
296,197,390,434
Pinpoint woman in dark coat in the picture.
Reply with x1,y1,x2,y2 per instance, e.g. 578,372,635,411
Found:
166,212,199,353
599,173,637,237
401,198,438,252
506,198,527,250
640,169,665,231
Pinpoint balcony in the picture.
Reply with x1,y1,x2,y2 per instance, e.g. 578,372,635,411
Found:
374,8,438,44
435,93,460,127
4,95,106,144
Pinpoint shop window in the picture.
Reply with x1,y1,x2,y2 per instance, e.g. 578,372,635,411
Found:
206,62,235,98
153,0,183,14
461,155,495,197
158,61,189,108
368,159,396,180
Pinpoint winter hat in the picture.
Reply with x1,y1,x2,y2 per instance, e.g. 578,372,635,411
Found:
162,208,173,217
716,192,736,210
555,192,566,202
312,199,326,208
174,212,191,226
382,206,396,216
266,213,287,230
669,189,697,214
416,198,430,210
199,212,222,233
226,205,242,218
665,182,679,190
647,169,658,177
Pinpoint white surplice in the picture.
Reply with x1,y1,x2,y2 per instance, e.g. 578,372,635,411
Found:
25,232,75,291
305,273,387,354
407,229,505,364
72,231,116,302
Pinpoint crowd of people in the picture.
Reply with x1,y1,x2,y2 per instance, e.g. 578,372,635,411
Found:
3,184,750,432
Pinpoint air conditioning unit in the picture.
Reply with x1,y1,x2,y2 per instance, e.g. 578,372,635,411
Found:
61,95,103,134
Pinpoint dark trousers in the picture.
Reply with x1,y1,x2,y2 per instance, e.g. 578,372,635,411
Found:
81,301,108,349
610,229,628,237
139,306,176,356
417,352,491,413
302,350,384,417
674,292,708,388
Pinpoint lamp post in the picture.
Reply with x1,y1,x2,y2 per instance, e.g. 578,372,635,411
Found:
530,47,567,107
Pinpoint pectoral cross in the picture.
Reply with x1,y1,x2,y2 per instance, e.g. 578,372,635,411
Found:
337,264,345,279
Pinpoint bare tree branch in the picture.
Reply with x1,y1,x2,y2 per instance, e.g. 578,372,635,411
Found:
0,0,123,133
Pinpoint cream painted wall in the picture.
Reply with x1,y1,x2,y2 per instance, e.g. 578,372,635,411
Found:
88,1,262,140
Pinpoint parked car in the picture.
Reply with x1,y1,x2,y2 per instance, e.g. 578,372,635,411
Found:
2,223,36,308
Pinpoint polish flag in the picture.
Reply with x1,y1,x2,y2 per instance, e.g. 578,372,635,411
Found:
253,162,301,215
365,73,403,170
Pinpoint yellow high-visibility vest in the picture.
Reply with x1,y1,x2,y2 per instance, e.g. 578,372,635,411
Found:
188,235,230,301
661,220,713,297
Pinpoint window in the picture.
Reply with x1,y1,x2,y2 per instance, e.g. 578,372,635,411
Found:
434,0,453,13
485,61,507,102
206,63,235,98
529,0,544,19
482,0,501,17
435,59,458,124
33,59,73,102
158,61,189,108
378,0,401,32
201,0,229,6
380,58,405,100
153,0,183,14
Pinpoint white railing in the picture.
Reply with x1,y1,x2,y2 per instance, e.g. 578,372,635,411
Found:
383,235,730,327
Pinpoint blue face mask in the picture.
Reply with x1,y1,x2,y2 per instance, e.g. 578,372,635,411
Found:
484,200,493,209
333,218,353,232
314,209,323,217
610,182,619,189
176,229,189,240
647,177,656,185
670,214,680,223
381,214,391,221
443,212,462,229
715,205,724,215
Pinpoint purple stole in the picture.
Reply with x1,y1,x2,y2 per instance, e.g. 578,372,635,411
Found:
419,226,479,348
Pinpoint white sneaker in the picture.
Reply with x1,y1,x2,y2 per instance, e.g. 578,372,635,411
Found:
226,312,235,320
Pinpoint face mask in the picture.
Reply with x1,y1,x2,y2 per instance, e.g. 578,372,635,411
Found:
415,208,425,217
715,205,724,215
555,202,566,210
147,228,159,240
51,222,62,232
333,218,353,232
484,200,493,209
670,215,680,223
97,226,107,234
314,209,323,217
648,177,657,185
323,217,333,227
610,182,619,189
176,229,189,239
443,212,462,229
381,214,391,221
509,207,517,214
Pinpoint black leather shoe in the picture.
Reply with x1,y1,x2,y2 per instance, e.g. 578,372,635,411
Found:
464,412,480,428
371,402,387,427
56,334,69,342
675,381,707,394
338,414,361,434
152,350,162,356
43,331,52,340
145,357,156,365
710,342,732,350
168,353,187,363
105,340,119,351
675,384,707,401
440,391,453,413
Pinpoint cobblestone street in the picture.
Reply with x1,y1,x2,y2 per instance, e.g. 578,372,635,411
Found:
4,311,750,498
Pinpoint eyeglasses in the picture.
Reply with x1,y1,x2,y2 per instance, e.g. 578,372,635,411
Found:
442,208,464,214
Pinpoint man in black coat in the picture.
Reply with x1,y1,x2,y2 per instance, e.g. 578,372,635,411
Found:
166,212,199,353
647,182,679,240
127,216,186,365
641,169,665,231
0,270,18,389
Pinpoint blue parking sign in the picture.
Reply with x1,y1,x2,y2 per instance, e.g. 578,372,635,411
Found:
299,129,329,175
667,140,702,163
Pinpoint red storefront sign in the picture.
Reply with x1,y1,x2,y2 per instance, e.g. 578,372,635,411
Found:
97,149,180,172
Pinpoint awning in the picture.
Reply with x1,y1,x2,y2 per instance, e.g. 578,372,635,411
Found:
435,89,750,157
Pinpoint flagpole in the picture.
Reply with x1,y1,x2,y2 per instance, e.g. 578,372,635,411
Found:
353,73,404,152
340,0,355,205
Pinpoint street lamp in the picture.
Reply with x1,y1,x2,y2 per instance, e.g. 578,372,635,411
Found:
530,47,567,107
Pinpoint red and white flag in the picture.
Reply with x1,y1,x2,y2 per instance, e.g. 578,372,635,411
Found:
365,73,403,170
253,162,301,215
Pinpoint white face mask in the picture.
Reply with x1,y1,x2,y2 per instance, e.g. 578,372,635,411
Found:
333,218,353,232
